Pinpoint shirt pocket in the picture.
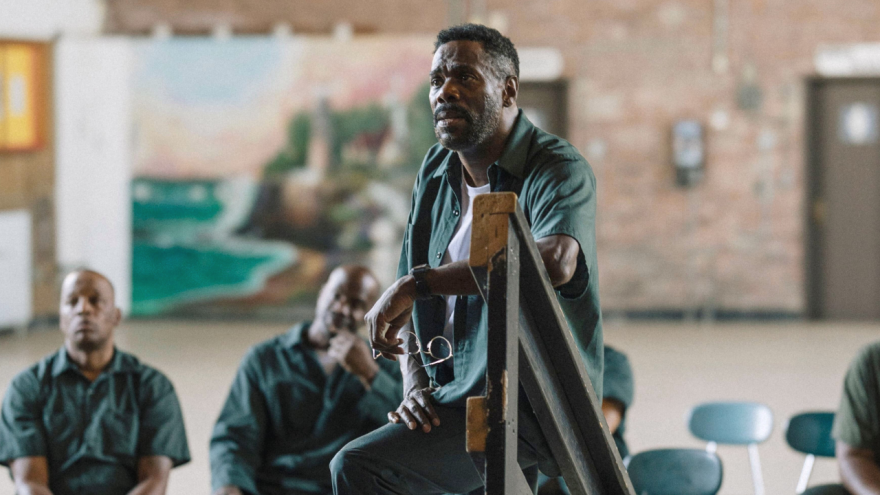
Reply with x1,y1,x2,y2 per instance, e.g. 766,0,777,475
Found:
100,408,140,460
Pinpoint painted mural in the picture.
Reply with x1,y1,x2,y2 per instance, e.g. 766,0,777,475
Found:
131,36,436,316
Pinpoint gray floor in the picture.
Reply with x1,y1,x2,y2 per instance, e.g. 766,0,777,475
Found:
1,319,876,494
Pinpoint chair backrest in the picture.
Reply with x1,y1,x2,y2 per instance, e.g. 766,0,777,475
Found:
801,484,851,495
688,402,774,445
627,449,723,495
785,412,836,457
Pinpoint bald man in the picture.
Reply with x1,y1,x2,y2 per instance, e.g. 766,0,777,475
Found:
0,270,190,495
210,266,403,495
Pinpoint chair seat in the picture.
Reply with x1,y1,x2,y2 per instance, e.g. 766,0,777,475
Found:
626,448,723,495
802,483,851,495
786,412,836,457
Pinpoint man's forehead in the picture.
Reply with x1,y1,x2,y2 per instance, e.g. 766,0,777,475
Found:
432,40,487,70
62,271,114,296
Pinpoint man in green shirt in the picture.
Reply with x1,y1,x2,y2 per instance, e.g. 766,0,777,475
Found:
332,23,603,494
834,341,880,495
0,269,190,495
210,266,403,495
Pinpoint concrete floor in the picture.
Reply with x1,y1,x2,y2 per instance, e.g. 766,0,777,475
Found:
1,319,877,494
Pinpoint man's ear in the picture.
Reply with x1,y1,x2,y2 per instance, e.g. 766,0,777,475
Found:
502,75,518,108
113,307,123,326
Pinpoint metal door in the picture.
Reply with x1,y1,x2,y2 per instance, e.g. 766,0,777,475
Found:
808,78,880,319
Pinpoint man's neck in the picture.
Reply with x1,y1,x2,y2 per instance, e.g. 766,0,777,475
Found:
457,106,519,187
65,343,114,381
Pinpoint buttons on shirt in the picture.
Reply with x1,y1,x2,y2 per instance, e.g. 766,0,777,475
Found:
436,252,442,259
453,210,460,217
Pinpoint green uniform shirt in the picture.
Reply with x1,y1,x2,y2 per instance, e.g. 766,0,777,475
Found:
603,346,634,459
833,341,880,463
209,322,403,495
398,110,604,406
0,348,190,495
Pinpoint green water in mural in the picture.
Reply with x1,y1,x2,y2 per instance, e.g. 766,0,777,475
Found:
132,178,295,316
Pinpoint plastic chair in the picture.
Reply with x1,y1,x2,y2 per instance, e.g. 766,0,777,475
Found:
625,448,723,495
785,411,836,494
687,401,774,495
801,484,851,495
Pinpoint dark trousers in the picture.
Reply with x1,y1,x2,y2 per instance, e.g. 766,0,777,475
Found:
331,402,555,495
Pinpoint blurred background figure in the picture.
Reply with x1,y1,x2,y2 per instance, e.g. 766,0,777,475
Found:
210,265,402,495
539,345,634,495
0,270,190,495
3,0,880,493
834,342,880,495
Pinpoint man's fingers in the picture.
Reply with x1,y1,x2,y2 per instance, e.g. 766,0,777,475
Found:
398,407,418,430
388,411,401,423
405,399,432,432
413,392,441,427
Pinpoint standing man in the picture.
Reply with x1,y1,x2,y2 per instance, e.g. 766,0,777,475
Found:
210,265,403,495
0,269,190,495
834,341,880,495
332,24,603,494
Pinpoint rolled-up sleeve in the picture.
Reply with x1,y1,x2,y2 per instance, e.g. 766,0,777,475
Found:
137,368,191,467
0,371,47,466
210,350,268,495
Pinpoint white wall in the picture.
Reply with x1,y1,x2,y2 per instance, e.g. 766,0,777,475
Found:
0,0,104,39
0,211,33,328
55,38,134,313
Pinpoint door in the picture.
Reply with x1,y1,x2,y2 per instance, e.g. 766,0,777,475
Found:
808,78,880,319
518,81,568,139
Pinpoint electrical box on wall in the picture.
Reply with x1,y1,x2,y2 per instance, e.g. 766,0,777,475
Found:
0,42,48,152
672,120,705,187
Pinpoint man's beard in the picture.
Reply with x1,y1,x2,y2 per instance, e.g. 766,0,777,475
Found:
433,94,502,151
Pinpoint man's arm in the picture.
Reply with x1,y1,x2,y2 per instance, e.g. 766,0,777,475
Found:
209,352,267,495
10,457,52,495
126,456,172,495
838,441,880,495
367,234,579,357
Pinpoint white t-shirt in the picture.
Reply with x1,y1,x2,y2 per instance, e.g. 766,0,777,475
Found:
441,179,491,352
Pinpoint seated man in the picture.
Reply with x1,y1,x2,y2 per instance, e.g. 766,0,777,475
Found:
834,341,880,495
0,269,190,495
210,265,403,495
539,345,634,494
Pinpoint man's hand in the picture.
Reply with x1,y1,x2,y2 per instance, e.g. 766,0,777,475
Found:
328,332,380,388
388,387,441,433
10,457,53,495
365,276,417,360
212,486,244,495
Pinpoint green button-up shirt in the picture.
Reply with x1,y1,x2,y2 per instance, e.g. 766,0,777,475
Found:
209,322,403,495
398,110,604,406
0,348,191,495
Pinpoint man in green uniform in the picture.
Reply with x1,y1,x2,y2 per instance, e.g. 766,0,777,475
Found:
210,265,403,495
332,23,603,494
0,269,190,495
834,341,880,495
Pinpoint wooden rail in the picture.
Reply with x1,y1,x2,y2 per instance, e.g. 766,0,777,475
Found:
466,192,635,495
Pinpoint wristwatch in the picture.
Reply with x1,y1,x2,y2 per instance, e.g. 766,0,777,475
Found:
410,264,432,300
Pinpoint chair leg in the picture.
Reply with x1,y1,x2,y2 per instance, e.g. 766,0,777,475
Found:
796,455,815,494
748,443,765,495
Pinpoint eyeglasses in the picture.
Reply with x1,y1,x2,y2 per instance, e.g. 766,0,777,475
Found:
372,331,453,367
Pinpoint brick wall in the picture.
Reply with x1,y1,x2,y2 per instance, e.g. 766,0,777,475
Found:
103,0,880,314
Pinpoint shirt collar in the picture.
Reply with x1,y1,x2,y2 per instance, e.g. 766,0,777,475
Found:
431,109,533,181
51,346,138,378
281,321,311,349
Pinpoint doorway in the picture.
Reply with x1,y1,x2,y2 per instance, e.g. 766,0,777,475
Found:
807,78,880,319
